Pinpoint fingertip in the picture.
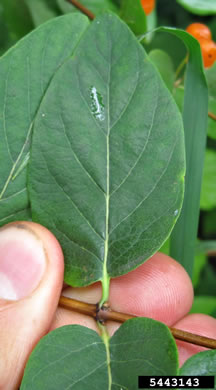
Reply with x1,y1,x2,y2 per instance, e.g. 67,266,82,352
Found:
174,313,216,366
0,221,64,389
109,252,194,325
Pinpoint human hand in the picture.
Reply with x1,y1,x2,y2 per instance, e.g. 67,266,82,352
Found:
0,222,215,389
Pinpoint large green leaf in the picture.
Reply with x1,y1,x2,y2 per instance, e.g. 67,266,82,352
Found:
177,0,216,15
0,14,89,227
180,350,216,383
120,0,147,35
21,318,179,389
29,13,185,301
200,149,216,210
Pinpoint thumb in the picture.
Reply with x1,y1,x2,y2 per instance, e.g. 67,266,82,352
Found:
0,222,64,390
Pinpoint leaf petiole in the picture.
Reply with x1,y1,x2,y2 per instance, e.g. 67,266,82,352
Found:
100,271,110,308
98,322,112,389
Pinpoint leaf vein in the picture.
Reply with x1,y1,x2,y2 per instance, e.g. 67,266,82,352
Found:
110,80,159,197
110,189,180,267
110,136,178,235
109,51,140,133
64,361,107,389
43,154,104,241
60,114,106,195
53,224,103,264
0,188,26,202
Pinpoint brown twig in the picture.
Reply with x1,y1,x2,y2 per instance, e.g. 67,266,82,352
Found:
208,111,216,121
59,296,216,349
66,0,95,20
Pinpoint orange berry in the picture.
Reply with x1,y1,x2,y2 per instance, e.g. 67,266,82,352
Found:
199,39,216,68
141,0,155,15
186,23,212,41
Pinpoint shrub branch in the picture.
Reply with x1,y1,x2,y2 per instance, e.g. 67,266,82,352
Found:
66,0,95,19
59,295,216,349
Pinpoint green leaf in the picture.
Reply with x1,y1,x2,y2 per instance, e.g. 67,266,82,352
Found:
177,0,216,15
206,63,216,141
173,86,184,113
146,32,187,70
149,49,175,91
21,318,179,389
0,14,89,228
25,0,61,26
200,149,216,210
180,350,216,382
120,0,147,35
208,101,216,140
57,0,118,15
190,296,216,318
141,28,208,277
29,13,185,302
152,29,208,278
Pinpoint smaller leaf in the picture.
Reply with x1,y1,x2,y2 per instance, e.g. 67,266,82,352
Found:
180,350,216,384
177,0,216,15
173,86,184,113
120,0,147,35
149,49,175,91
145,32,187,69
21,318,179,389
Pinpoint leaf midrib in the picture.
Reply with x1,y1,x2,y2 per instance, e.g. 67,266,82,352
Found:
101,40,112,306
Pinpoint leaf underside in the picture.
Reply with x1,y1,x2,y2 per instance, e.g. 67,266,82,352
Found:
180,350,216,384
20,318,179,389
0,14,89,227
29,13,185,288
